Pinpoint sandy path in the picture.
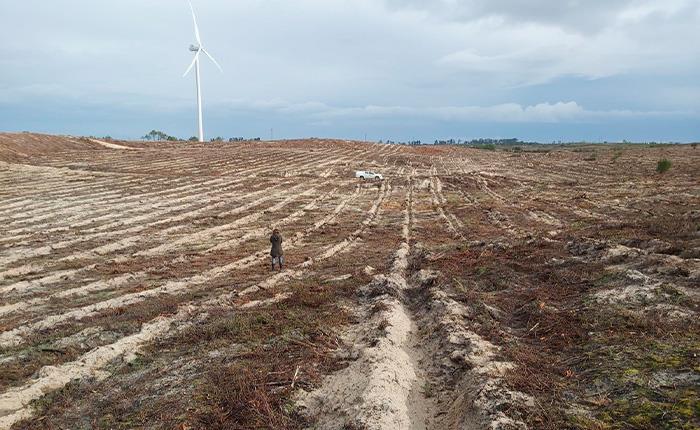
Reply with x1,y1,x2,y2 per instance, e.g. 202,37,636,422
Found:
86,139,138,151
300,173,433,429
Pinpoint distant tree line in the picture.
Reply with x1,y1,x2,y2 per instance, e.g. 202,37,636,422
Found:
377,138,697,146
379,139,423,145
433,138,537,146
142,130,178,141
140,133,697,147
377,138,535,146
141,131,262,143
209,136,262,142
225,137,261,142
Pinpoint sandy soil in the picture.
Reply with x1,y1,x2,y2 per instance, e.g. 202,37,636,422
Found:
0,135,698,429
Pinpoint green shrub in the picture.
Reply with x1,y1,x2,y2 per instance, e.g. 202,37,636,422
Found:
656,159,672,174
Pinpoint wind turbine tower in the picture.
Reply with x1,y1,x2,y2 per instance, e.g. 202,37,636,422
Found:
183,0,223,143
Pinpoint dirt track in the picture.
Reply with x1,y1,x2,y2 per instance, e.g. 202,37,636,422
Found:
0,135,698,429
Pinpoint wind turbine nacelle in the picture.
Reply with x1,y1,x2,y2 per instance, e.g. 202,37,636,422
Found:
189,44,200,52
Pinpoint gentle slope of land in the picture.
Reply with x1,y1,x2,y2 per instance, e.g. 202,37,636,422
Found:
0,133,698,429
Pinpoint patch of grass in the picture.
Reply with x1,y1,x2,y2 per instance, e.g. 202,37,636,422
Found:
571,220,591,230
475,266,490,276
566,414,610,430
122,354,153,372
434,236,694,430
16,379,87,429
0,294,188,391
15,281,353,430
423,381,435,398
577,306,700,429
600,392,699,430
176,310,273,346
656,158,672,174
0,346,81,390
593,272,624,287
195,363,303,430
185,289,351,428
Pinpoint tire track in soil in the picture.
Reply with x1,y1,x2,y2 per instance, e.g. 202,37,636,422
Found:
0,174,186,224
131,182,315,258
429,167,464,240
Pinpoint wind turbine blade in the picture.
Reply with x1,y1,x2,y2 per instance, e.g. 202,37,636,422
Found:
183,51,201,77
188,0,201,45
201,48,223,72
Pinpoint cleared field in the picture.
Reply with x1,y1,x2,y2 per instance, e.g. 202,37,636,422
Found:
0,135,698,429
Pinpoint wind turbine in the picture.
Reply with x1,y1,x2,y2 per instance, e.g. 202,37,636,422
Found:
183,0,223,143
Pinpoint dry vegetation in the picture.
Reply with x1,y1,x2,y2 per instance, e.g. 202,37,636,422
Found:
0,133,698,429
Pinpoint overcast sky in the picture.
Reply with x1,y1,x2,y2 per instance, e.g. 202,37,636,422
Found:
1,0,698,142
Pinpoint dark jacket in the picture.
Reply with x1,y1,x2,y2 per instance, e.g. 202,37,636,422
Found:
270,233,283,257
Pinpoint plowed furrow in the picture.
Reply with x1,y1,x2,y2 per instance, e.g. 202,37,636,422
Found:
0,183,369,347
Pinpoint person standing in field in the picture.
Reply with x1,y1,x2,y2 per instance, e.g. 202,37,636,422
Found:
270,228,284,271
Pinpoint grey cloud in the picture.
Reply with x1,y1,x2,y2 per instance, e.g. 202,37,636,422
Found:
381,0,696,32
215,98,691,124
0,0,698,141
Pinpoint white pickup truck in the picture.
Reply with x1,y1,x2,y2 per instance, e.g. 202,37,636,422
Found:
355,170,384,181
